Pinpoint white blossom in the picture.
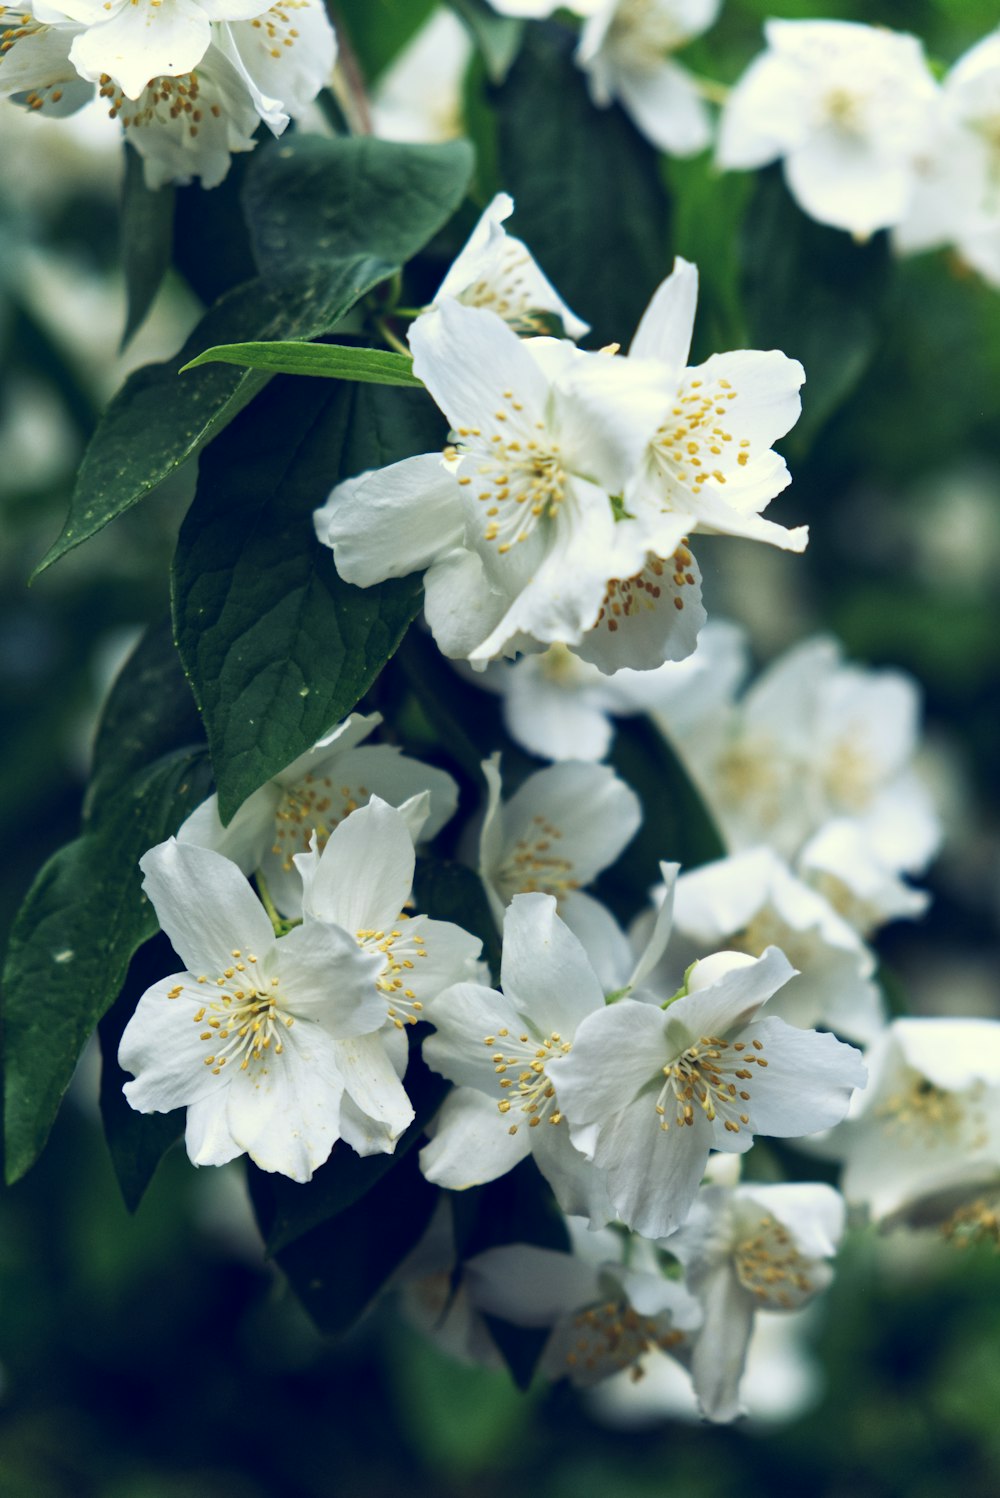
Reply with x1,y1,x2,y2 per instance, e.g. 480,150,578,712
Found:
798,820,929,939
177,711,458,918
577,0,720,157
419,893,615,1223
370,7,471,145
118,837,389,1180
546,947,866,1237
718,19,941,237
0,5,92,116
665,1180,845,1422
818,1017,1000,1226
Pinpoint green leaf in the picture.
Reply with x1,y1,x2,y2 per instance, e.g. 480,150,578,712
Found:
446,0,525,82
172,376,443,824
249,1041,448,1254
494,24,671,348
250,1146,438,1338
120,143,175,349
181,341,424,387
2,748,213,1184
35,136,473,577
86,616,203,825
243,135,474,287
413,858,501,982
98,934,184,1211
332,0,436,81
740,167,893,452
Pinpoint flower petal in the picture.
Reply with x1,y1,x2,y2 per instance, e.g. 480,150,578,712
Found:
419,1085,531,1187
139,838,275,978
315,452,464,587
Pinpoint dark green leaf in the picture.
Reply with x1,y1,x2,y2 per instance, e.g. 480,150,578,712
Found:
251,1146,438,1338
494,24,672,348
172,377,443,823
3,748,213,1184
86,616,204,825
120,144,175,349
98,934,184,1211
602,717,724,915
740,167,893,452
182,341,423,387
251,1041,449,1254
450,1158,570,1390
446,0,524,82
392,629,503,785
243,134,474,287
413,858,500,982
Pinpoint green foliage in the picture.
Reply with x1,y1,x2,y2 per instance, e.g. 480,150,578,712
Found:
413,857,502,979
446,0,525,82
494,23,672,348
182,340,424,387
120,145,175,349
2,749,213,1185
171,377,440,824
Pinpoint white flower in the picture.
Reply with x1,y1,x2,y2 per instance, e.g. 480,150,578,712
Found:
478,756,641,974
393,1198,505,1370
667,847,885,1043
798,819,929,939
433,192,589,340
0,6,93,116
118,837,389,1180
546,947,866,1237
819,1017,1000,1226
621,257,807,557
293,795,484,1156
718,19,941,236
577,0,719,157
419,893,615,1223
370,7,471,144
894,31,1000,288
465,1228,702,1387
177,711,458,918
217,0,335,134
317,299,707,672
665,1180,845,1422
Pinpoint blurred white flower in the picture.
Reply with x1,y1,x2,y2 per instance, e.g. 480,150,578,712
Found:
718,19,941,236
577,0,720,157
371,7,471,144
177,710,458,919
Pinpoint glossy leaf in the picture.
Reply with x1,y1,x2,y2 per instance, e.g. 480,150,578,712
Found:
120,144,175,349
182,341,423,387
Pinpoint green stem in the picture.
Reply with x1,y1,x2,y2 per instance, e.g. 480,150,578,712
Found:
256,872,290,936
375,317,413,358
690,72,729,106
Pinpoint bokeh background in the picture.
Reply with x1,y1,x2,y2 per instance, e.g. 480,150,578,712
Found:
3,0,1000,1492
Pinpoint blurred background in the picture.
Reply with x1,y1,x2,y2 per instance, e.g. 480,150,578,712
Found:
3,0,1000,1493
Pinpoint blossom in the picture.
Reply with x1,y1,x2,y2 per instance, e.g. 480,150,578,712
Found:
118,837,389,1180
621,257,807,557
666,847,885,1042
546,947,866,1237
177,710,458,918
419,893,615,1223
798,820,929,939
665,1180,845,1422
0,6,92,116
433,192,589,340
717,19,941,236
577,0,720,157
478,756,641,973
818,1017,1000,1226
370,7,471,144
464,1224,701,1386
293,795,483,1156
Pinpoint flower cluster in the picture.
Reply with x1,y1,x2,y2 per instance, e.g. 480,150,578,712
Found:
0,0,335,184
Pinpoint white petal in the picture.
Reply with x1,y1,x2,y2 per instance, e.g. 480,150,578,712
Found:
497,760,641,892
688,1261,755,1423
617,60,712,157
419,1085,531,1187
744,1017,866,1137
175,782,279,874
70,0,212,99
334,1030,414,1138
499,893,606,1034
548,999,668,1123
299,796,414,934
664,946,797,1047
421,981,524,1092
423,548,511,662
120,974,227,1114
184,1093,243,1166
465,1242,600,1325
784,131,914,236
139,838,275,978
271,919,386,1037
560,891,634,995
410,299,550,436
629,257,699,367
315,453,464,587
224,1021,346,1180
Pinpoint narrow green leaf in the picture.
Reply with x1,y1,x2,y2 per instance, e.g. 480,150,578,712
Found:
182,341,424,388
243,135,474,286
494,24,672,348
120,143,175,349
445,0,524,82
251,1042,448,1255
86,616,204,825
413,858,501,982
172,376,444,824
740,167,893,452
250,1147,438,1338
2,748,213,1184
98,933,184,1211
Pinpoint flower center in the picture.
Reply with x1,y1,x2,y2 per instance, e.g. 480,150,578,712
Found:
482,1025,572,1133
497,814,577,902
357,919,428,1029
734,1215,814,1307
651,376,746,500
453,389,566,556
609,0,688,68
592,546,694,634
875,1076,978,1148
272,773,369,871
823,85,863,132
564,1299,685,1380
100,70,220,137
731,906,818,971
942,1196,1000,1251
655,1034,767,1135
179,949,293,1075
